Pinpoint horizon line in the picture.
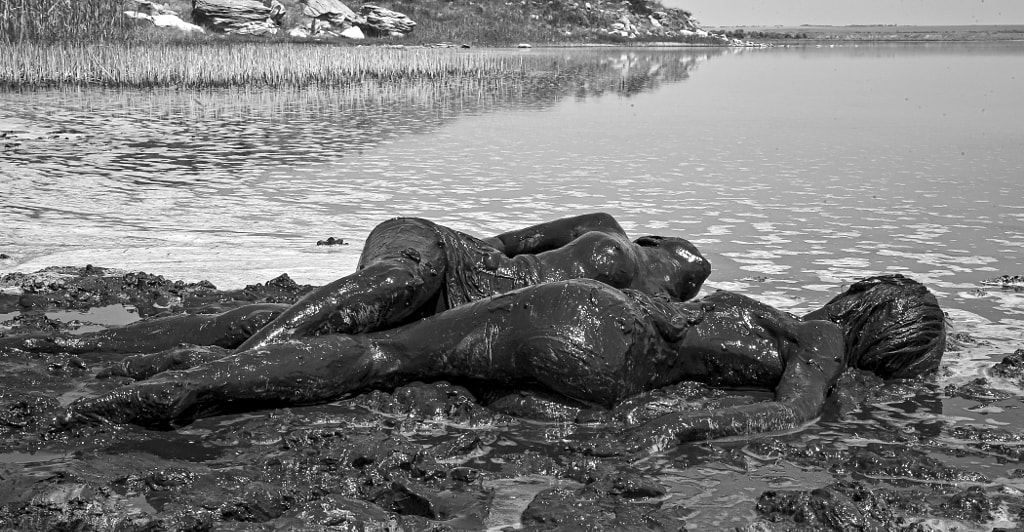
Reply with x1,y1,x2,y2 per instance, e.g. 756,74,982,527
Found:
703,23,1024,28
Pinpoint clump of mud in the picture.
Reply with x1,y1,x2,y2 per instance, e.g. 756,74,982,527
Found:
0,265,314,317
981,274,1024,289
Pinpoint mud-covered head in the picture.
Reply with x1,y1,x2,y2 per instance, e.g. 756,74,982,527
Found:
632,236,712,301
805,274,946,379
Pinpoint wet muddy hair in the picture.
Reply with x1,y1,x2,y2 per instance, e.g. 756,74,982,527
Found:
804,274,946,379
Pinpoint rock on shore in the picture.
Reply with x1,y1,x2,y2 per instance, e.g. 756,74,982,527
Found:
192,0,283,34
188,0,418,37
124,0,205,33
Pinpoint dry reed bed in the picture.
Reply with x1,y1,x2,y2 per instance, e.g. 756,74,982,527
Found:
1,0,129,42
0,43,534,88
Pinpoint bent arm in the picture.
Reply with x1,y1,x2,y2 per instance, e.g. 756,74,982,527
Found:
485,213,626,256
583,320,847,456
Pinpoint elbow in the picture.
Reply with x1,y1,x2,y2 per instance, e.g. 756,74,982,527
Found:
575,212,623,236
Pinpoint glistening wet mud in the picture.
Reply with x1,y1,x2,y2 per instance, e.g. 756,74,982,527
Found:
2,266,1023,530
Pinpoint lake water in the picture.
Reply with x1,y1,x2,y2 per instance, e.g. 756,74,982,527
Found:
2,43,1024,528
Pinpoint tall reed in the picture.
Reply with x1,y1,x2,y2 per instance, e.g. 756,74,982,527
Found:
0,0,131,43
0,42,535,88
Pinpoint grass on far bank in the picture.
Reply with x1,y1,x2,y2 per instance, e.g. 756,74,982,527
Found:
1,0,131,43
0,42,540,88
0,0,724,89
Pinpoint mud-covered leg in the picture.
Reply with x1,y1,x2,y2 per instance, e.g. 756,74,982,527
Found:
59,278,656,430
0,303,284,355
97,345,232,380
61,335,385,429
236,218,452,351
234,257,447,351
59,282,604,429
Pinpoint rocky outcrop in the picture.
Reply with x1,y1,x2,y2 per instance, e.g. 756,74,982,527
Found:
124,0,205,33
192,0,281,34
191,0,415,38
358,4,415,37
288,2,415,38
295,0,360,37
301,0,356,21
596,7,764,45
123,0,752,45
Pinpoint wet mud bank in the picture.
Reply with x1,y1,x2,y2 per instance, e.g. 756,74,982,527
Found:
2,267,1024,531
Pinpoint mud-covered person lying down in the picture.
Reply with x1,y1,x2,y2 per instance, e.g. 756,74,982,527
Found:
7,274,941,455
0,215,944,454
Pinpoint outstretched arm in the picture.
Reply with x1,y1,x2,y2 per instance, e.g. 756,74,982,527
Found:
579,320,847,456
484,213,626,256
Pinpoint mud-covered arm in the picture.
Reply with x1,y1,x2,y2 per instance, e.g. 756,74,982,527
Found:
484,213,626,256
579,321,847,456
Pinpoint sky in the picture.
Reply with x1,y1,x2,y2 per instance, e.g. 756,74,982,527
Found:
665,0,1024,26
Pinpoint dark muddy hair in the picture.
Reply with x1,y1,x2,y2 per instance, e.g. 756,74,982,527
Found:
804,274,946,379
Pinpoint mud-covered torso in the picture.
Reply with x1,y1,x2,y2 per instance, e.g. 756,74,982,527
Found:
621,290,789,392
497,282,790,406
437,228,546,308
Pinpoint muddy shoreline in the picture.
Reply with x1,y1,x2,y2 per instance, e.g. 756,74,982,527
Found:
2,266,1024,531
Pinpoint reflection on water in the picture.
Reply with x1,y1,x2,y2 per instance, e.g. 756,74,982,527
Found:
0,48,721,283
2,44,1024,528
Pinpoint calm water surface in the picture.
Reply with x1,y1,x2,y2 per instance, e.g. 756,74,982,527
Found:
2,43,1024,528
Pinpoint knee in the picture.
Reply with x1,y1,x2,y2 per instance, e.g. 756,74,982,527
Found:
377,263,429,291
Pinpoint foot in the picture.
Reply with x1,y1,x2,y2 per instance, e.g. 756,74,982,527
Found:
56,380,200,430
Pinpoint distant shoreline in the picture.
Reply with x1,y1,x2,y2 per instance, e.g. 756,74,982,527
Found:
706,24,1024,43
